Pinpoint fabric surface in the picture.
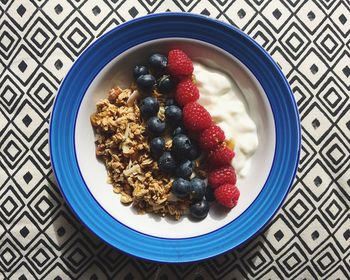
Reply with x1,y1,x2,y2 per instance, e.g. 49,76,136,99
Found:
0,0,349,279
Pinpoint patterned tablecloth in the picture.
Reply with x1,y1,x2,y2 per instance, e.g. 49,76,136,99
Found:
1,0,349,279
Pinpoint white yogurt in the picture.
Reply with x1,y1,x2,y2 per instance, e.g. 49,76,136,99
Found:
194,62,259,177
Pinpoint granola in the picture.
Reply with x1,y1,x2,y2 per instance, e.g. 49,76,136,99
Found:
91,87,190,220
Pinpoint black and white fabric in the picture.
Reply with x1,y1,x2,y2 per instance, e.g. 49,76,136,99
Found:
0,0,349,279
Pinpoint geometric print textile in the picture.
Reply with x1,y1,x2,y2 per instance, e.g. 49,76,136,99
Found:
0,0,349,279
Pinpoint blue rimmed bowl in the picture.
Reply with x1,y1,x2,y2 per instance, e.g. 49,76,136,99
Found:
49,13,300,263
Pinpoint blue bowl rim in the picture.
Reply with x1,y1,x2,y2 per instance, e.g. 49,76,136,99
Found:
49,12,301,263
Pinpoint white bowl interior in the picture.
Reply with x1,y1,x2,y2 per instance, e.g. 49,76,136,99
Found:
75,38,275,238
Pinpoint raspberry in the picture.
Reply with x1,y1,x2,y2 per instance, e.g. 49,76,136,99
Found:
182,102,212,132
207,144,235,167
198,125,225,151
214,184,240,208
167,49,193,78
208,165,237,189
175,79,199,107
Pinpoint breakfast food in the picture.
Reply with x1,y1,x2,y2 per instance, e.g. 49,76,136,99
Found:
214,184,240,208
90,88,190,219
198,125,226,151
194,62,259,177
182,102,212,132
167,49,194,77
208,166,237,189
175,78,200,106
91,49,258,220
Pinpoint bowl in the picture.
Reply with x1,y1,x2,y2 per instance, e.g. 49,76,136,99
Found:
49,13,300,263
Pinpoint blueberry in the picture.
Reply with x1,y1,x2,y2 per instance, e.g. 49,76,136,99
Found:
139,97,159,119
158,152,177,174
205,186,215,202
136,74,156,92
171,134,192,159
176,160,194,179
149,53,168,70
188,141,201,160
165,105,182,125
172,126,186,136
165,98,177,107
147,117,165,135
171,178,191,198
158,75,174,94
190,178,207,201
133,65,148,79
190,199,210,220
150,137,165,159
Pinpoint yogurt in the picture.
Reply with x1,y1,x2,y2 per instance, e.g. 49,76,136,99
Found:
194,62,259,177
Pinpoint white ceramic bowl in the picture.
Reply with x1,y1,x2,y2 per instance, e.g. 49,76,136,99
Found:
50,13,300,262
75,38,275,238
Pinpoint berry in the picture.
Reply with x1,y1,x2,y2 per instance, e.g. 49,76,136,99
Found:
189,199,210,220
208,166,237,188
157,75,174,94
189,178,207,201
188,141,201,160
172,178,191,198
183,102,212,132
175,79,199,107
207,145,235,167
171,134,192,159
133,65,148,79
147,116,165,135
165,98,177,107
205,186,215,202
214,184,240,208
165,105,182,125
150,137,165,159
172,126,186,136
136,74,156,92
176,160,194,179
167,49,193,78
198,125,225,151
149,53,167,70
139,97,159,118
158,152,177,174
